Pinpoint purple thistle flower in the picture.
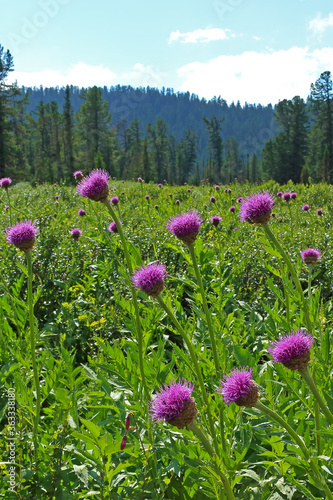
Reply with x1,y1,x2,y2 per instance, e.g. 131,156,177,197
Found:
77,169,109,202
239,191,275,225
150,379,197,429
71,228,82,240
187,188,191,193
73,170,84,181
225,188,232,194
78,209,86,217
55,195,60,199
6,220,38,252
214,184,220,190
276,191,283,197
218,367,260,407
282,192,291,202
291,192,297,199
237,197,243,203
301,248,321,265
132,263,167,297
110,196,119,205
158,183,162,187
229,206,236,213
108,220,123,233
0,177,12,189
210,196,216,203
268,330,314,371
4,205,9,211
167,210,202,245
145,195,150,200
211,215,222,227
138,177,143,182
302,204,310,211
317,208,322,216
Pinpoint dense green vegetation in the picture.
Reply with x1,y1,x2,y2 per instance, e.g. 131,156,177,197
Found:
0,177,332,499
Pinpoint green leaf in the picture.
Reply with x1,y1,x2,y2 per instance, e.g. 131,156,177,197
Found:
80,418,101,440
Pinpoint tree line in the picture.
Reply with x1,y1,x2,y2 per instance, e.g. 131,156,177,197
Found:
0,44,332,184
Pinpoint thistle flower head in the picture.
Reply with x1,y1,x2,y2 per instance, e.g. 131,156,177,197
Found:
145,195,150,200
71,228,82,240
77,169,109,202
218,367,259,407
239,191,275,225
210,196,216,203
317,208,322,216
268,330,314,371
214,184,220,190
110,196,119,205
237,197,243,203
301,248,321,265
211,215,222,227
6,220,38,251
167,210,202,245
282,192,291,202
302,204,310,211
150,379,197,429
131,263,167,297
291,192,297,199
78,209,86,217
108,220,122,233
229,206,236,213
277,191,283,197
0,177,12,189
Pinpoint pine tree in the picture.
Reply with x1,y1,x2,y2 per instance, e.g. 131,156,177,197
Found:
202,115,224,182
63,85,74,180
310,71,333,180
0,44,22,177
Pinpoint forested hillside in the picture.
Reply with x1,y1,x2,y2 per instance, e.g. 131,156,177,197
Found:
1,44,332,184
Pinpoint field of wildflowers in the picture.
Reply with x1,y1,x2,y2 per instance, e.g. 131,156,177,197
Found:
0,173,332,499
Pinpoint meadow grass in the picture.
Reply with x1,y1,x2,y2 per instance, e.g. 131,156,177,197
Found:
0,178,332,499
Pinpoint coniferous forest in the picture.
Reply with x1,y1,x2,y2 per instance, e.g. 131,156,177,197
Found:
1,44,332,185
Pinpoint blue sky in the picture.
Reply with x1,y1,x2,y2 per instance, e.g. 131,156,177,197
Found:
2,0,333,105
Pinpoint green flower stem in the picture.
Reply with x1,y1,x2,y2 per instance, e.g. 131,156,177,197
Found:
255,401,333,500
26,250,41,462
308,264,313,305
102,199,149,400
155,294,220,456
300,367,333,425
188,421,235,500
313,371,322,456
188,243,220,372
287,203,293,237
5,188,13,225
263,224,312,333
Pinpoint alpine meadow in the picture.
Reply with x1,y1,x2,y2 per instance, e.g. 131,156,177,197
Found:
0,43,333,500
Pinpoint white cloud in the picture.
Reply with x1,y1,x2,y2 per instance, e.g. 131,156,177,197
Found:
169,28,230,44
7,62,163,89
308,12,333,35
176,46,333,105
